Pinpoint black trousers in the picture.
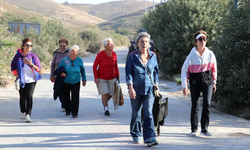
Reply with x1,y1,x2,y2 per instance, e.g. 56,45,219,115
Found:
62,82,80,116
190,84,213,131
19,82,37,116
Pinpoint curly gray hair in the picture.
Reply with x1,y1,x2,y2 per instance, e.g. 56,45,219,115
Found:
69,45,79,52
135,32,151,49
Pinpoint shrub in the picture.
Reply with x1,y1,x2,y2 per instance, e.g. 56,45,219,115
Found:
141,0,230,78
115,28,131,36
212,0,250,112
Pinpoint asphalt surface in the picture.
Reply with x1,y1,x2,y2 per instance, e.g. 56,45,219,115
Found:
0,47,250,150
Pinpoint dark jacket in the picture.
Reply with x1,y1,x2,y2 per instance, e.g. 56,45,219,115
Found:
53,66,65,100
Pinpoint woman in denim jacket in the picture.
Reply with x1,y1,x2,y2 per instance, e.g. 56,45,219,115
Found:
125,32,159,147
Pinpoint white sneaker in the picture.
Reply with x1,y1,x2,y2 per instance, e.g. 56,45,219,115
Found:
25,114,31,123
190,131,197,137
21,113,26,119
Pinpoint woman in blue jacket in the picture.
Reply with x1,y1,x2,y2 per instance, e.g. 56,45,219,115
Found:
58,45,86,118
11,38,42,123
125,32,159,147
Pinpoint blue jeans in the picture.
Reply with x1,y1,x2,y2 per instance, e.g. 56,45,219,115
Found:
130,94,156,142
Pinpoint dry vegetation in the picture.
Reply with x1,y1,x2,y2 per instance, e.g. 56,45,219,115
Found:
67,1,158,21
0,0,105,30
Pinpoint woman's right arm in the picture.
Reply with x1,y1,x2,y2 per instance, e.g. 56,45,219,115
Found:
50,54,57,81
125,54,136,99
93,53,101,84
181,55,191,96
11,54,18,79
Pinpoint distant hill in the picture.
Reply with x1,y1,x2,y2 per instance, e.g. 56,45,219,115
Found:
0,1,51,23
66,1,158,21
0,0,105,29
98,6,156,32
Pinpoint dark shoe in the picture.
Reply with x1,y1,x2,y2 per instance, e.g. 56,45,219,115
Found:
200,129,212,136
72,115,78,118
66,112,70,116
146,139,158,147
104,110,110,116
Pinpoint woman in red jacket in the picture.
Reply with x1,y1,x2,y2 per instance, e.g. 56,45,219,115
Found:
93,38,119,116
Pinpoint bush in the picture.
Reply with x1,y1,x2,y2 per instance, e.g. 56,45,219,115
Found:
78,30,101,53
212,0,250,112
115,28,131,36
141,0,230,77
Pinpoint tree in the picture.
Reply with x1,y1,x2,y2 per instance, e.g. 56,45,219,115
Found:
141,0,230,77
212,0,250,112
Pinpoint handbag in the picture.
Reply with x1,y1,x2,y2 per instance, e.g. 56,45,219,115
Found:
143,63,161,97
113,80,124,110
119,89,124,106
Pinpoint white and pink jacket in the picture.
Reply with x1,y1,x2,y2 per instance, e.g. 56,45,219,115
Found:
181,47,217,89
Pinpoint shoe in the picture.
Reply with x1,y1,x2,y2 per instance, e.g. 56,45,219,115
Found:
146,139,158,147
104,110,110,116
21,113,26,119
133,137,140,144
25,114,31,123
66,112,70,116
62,108,66,112
72,115,78,118
190,130,197,137
200,129,212,136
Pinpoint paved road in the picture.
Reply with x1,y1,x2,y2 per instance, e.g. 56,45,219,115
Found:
0,47,250,150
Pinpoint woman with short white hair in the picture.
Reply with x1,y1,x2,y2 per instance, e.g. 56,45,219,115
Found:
57,45,87,118
93,38,120,116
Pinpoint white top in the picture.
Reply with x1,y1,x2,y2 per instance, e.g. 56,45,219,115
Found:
23,64,36,83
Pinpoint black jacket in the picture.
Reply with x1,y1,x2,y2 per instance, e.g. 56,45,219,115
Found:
53,66,65,100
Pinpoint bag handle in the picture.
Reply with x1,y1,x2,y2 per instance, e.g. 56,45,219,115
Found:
136,49,155,85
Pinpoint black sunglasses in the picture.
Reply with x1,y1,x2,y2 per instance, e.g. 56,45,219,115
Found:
71,60,74,67
60,45,66,48
25,44,33,47
198,38,206,42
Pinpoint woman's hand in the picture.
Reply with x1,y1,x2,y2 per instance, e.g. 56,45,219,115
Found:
50,76,55,82
15,74,19,79
82,80,86,86
95,78,99,85
213,84,216,93
23,57,32,66
60,72,66,77
128,85,136,99
183,87,188,96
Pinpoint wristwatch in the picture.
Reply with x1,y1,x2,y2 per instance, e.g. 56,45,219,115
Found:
31,64,34,67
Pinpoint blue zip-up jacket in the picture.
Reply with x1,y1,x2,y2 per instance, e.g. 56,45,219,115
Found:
125,49,159,95
57,56,86,84
11,49,42,88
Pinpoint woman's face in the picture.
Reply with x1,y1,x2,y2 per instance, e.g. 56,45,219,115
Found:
59,42,68,51
70,48,78,57
137,37,149,51
23,41,32,52
195,36,207,47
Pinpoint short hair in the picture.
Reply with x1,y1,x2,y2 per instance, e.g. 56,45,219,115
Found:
135,32,151,49
103,38,112,47
59,38,68,46
21,38,32,50
69,45,79,52
193,30,207,47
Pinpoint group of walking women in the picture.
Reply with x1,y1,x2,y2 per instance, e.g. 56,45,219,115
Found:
11,29,217,147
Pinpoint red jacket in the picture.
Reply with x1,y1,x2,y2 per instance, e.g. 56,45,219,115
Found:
93,50,119,80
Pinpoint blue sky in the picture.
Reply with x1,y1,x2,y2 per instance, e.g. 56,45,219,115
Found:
52,0,162,5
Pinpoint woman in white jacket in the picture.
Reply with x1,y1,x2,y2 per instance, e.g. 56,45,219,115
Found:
181,30,217,137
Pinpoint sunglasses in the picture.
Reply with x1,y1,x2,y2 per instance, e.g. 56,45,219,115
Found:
71,60,74,67
60,45,66,48
25,44,33,47
198,38,206,42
